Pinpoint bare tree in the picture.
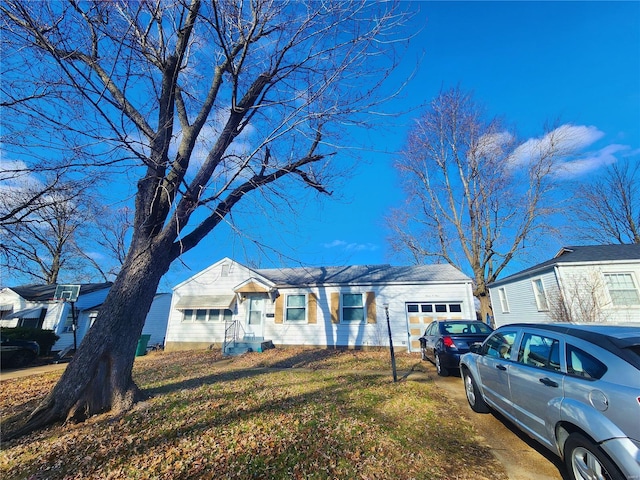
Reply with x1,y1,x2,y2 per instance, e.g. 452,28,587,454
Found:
546,270,610,323
388,87,574,321
0,174,102,284
1,0,410,436
571,160,640,244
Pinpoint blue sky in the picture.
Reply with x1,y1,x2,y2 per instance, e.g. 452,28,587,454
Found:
162,1,640,290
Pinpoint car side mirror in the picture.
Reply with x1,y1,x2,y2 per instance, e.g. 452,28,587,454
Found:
469,343,483,354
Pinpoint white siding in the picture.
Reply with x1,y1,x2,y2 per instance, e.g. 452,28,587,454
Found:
490,260,640,326
165,258,476,351
556,263,640,323
490,269,559,327
165,259,253,346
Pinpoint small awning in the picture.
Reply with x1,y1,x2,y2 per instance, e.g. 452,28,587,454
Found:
9,307,43,319
174,295,236,310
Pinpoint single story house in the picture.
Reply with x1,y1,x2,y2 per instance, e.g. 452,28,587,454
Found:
165,257,476,353
0,283,170,352
488,244,640,326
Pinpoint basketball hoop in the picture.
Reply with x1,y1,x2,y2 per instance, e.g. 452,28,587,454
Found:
53,285,80,303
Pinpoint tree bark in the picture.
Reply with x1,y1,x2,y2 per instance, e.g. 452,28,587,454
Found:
8,240,172,439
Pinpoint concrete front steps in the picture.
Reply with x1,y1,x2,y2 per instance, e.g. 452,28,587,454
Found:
223,337,275,356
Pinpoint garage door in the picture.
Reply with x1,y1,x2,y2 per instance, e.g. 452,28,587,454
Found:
406,302,463,352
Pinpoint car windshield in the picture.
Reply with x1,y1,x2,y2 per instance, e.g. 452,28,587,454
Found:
441,322,492,335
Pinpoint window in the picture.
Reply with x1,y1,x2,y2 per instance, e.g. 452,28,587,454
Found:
421,304,433,313
435,304,447,313
342,294,364,322
517,333,561,371
182,309,233,322
194,309,208,322
498,288,510,313
532,278,549,311
285,294,307,323
604,273,640,306
567,345,607,379
407,304,419,313
484,331,517,359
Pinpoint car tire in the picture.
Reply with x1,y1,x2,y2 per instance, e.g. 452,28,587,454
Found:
434,351,449,377
564,432,624,480
462,369,490,413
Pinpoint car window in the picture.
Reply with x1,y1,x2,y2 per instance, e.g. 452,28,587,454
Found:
517,333,561,371
484,331,517,359
424,323,436,336
567,345,608,379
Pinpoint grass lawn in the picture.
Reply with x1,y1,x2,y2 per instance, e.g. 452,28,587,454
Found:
1,349,507,479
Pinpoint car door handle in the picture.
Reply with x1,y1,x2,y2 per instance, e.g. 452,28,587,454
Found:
539,377,558,388
496,364,507,371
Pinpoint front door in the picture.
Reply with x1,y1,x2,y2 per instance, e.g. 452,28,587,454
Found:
245,296,265,340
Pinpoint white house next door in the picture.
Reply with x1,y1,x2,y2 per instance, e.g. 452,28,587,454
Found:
245,296,265,340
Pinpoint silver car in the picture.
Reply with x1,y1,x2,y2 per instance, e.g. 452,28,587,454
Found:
459,323,640,480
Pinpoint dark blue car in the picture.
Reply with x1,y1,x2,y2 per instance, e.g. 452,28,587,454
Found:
419,320,493,376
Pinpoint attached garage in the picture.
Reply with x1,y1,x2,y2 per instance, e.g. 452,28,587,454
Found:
166,258,476,352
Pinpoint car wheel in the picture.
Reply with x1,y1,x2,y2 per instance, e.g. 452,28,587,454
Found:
564,433,624,480
434,351,449,377
462,369,490,413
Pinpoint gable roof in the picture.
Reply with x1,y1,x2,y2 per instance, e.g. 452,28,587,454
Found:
8,283,113,302
255,263,469,288
490,244,640,287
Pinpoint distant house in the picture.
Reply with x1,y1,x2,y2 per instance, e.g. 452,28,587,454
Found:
488,244,640,327
0,283,170,352
165,257,476,354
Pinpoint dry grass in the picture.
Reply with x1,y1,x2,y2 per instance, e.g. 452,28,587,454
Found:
1,349,507,479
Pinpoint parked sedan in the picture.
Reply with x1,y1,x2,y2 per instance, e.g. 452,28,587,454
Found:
0,334,40,369
460,323,640,480
419,320,493,376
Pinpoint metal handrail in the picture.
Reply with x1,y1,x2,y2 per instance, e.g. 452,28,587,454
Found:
222,319,245,355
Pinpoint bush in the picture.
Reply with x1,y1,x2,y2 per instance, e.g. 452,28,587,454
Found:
0,327,60,356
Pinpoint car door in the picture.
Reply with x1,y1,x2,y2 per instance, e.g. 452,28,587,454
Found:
476,329,519,421
507,331,564,451
422,322,438,361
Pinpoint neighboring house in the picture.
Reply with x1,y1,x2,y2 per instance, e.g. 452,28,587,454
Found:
0,283,171,352
165,257,476,353
142,293,172,348
488,244,640,327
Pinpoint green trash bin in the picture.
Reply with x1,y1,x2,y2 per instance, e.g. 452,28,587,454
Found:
136,334,151,356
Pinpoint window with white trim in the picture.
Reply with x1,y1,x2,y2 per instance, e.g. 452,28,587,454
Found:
182,308,233,322
342,293,364,323
532,278,548,311
604,273,640,306
498,288,510,313
285,294,307,323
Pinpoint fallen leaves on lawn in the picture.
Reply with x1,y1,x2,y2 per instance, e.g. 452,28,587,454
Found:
1,349,507,479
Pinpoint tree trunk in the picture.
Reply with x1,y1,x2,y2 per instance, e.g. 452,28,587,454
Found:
8,241,172,439
477,292,494,327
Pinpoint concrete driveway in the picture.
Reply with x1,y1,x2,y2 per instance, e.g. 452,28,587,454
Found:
417,364,568,480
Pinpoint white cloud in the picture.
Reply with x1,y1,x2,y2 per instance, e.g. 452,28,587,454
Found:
553,144,628,179
475,131,514,158
509,124,605,167
323,239,378,252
